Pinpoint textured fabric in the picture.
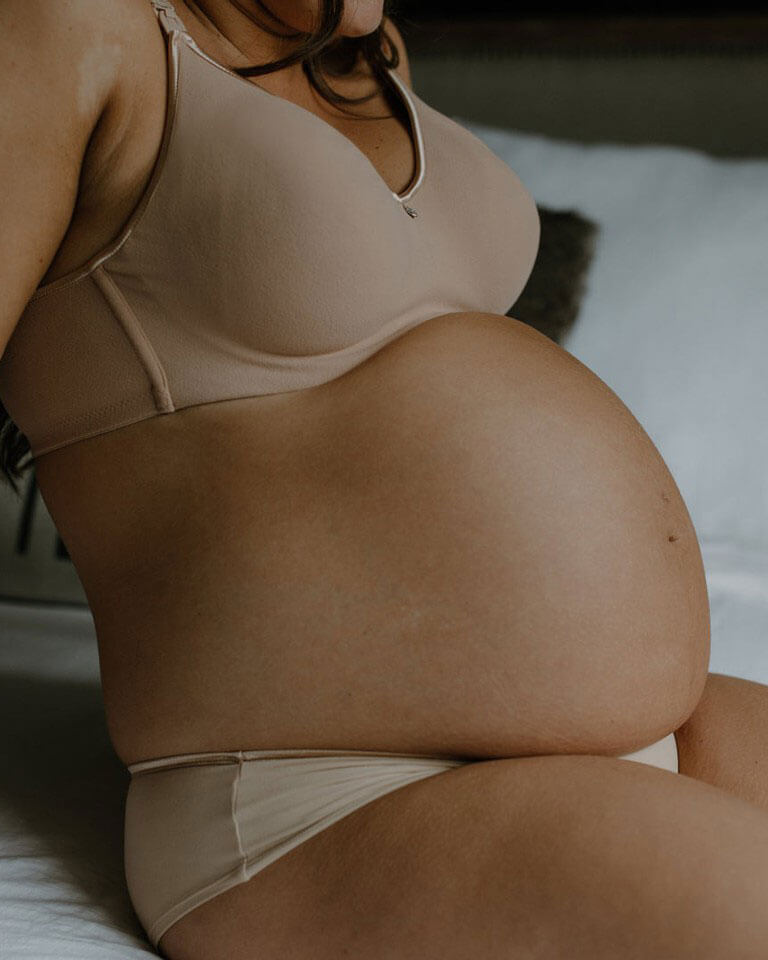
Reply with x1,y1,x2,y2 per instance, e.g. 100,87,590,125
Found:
124,747,468,949
0,0,540,459
124,735,678,949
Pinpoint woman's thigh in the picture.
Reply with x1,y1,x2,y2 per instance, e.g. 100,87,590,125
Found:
159,753,768,960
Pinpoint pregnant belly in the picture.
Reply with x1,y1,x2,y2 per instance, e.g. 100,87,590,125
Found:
47,312,711,764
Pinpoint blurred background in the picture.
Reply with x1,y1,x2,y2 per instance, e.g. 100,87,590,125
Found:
395,4,768,156
401,0,768,13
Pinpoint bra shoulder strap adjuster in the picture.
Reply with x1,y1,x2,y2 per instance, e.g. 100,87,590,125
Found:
148,0,190,39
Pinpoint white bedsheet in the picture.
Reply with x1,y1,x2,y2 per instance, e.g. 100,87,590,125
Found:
1,536,767,957
0,600,153,958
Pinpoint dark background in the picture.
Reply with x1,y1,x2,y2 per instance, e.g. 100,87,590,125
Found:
397,1,768,17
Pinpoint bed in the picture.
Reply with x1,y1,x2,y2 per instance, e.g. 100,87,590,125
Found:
2,12,768,958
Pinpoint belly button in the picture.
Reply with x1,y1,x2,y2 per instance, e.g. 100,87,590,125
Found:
668,534,679,542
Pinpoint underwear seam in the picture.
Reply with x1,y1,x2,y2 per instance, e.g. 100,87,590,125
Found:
147,860,249,948
128,756,241,776
231,750,248,881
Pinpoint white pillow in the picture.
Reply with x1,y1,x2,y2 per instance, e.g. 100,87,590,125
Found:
459,120,768,550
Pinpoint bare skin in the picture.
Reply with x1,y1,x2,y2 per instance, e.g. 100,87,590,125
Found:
159,761,768,960
21,0,710,769
4,2,767,957
675,671,768,814
158,672,768,960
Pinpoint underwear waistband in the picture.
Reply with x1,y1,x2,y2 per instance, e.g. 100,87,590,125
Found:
127,746,471,775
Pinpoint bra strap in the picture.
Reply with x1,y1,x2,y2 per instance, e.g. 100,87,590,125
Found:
148,0,191,39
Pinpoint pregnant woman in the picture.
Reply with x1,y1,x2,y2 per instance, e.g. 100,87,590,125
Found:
2,0,768,956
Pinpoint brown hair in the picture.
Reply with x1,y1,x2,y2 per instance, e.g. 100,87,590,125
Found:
0,0,405,496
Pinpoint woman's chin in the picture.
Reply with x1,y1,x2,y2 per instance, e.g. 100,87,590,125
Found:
337,5,385,38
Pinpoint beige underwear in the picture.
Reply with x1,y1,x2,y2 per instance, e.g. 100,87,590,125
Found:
124,734,678,949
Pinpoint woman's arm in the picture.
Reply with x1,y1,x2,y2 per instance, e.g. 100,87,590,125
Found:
0,0,120,358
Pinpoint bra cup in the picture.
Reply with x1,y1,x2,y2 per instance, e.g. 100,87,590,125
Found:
0,0,539,458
